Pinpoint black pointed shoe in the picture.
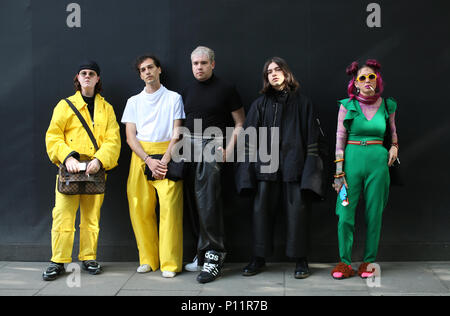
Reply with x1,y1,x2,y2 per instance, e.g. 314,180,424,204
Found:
42,262,65,281
294,258,311,279
82,260,103,275
196,250,225,284
242,257,266,276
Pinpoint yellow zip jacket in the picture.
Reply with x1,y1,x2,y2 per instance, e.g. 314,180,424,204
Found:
46,91,121,171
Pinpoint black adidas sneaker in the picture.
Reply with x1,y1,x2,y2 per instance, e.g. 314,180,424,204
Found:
196,250,225,284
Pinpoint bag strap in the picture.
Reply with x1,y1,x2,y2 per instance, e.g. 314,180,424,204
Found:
64,98,99,151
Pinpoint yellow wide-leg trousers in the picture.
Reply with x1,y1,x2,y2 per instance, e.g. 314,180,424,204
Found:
51,177,104,263
127,141,183,272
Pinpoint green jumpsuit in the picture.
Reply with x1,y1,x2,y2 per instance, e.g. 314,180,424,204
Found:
336,98,397,265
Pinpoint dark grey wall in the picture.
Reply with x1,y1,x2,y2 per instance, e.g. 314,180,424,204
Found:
1,0,449,262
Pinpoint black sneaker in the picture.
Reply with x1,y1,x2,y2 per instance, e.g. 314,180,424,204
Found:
242,257,266,276
294,257,311,279
42,262,65,281
82,260,102,275
196,250,225,284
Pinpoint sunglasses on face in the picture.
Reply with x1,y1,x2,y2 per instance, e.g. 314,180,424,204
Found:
356,73,377,82
79,71,97,77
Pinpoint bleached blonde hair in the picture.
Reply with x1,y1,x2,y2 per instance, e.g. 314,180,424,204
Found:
191,46,215,63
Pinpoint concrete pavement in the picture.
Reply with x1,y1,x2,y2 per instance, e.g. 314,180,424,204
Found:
0,261,449,296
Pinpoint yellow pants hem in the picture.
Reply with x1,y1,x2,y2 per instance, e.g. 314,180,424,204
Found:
128,140,183,272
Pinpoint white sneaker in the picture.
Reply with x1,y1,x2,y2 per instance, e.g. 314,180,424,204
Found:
162,271,176,278
185,255,202,272
137,264,151,273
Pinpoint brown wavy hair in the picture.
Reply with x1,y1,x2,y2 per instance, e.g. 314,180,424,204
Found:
73,74,103,94
260,57,299,94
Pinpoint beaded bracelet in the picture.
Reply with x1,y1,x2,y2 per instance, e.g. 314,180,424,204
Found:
144,155,150,163
334,172,346,178
391,143,399,150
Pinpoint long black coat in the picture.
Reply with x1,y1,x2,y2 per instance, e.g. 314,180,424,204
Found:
235,89,325,199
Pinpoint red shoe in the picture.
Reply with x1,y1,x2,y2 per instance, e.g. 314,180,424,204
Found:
358,262,376,279
331,262,356,280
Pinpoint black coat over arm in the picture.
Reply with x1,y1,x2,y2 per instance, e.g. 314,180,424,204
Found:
235,90,325,199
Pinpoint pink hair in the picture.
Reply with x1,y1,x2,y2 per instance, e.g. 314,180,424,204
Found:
346,59,384,99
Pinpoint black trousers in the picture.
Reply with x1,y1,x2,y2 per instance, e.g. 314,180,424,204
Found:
253,181,310,259
184,137,226,264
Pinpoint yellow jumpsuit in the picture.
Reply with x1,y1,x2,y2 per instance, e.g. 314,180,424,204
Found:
45,91,121,263
126,141,183,273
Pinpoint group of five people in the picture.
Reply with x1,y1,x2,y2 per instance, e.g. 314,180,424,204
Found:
43,46,399,284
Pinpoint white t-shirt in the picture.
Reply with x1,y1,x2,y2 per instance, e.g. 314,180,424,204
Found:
121,85,185,142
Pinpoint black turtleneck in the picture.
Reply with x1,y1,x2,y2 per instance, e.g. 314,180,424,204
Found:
274,88,289,105
82,94,95,122
181,74,242,135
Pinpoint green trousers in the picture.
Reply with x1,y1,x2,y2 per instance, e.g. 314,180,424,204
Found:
336,143,390,265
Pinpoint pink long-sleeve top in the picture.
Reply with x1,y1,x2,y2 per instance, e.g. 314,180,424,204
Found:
335,98,398,156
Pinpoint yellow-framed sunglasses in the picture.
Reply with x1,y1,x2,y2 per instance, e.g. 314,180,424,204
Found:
356,73,377,82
